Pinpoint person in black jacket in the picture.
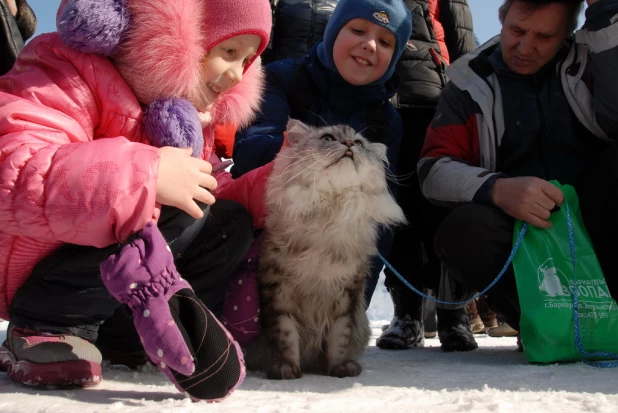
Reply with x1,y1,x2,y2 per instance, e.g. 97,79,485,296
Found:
376,0,477,352
262,0,339,65
0,0,36,75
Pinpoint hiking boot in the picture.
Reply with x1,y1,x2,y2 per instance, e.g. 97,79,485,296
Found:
487,322,519,337
469,315,487,334
424,330,437,339
0,324,102,387
423,297,437,338
376,315,424,349
377,284,425,350
483,318,498,330
437,307,478,352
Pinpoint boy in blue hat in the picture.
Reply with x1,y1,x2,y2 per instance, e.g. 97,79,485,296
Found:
231,0,412,305
234,0,411,177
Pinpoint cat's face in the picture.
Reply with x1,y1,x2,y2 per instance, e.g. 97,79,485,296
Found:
272,119,390,193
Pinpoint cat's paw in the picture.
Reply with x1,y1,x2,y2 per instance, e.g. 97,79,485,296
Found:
328,360,362,378
267,362,302,380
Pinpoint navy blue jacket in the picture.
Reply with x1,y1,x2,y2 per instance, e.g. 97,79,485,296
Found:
232,45,403,180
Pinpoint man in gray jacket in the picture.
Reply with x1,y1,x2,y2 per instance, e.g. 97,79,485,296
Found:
418,0,618,332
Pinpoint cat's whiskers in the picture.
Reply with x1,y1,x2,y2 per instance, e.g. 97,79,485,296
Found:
298,147,347,207
278,147,320,161
354,125,387,140
354,127,372,139
277,152,319,178
278,147,342,188
311,167,320,204
305,110,329,127
365,161,406,186
278,155,326,187
321,147,350,169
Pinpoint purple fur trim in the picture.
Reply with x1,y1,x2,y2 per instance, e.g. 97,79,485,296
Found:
145,98,204,158
57,0,129,56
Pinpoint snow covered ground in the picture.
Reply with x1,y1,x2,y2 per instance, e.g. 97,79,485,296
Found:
1,276,617,413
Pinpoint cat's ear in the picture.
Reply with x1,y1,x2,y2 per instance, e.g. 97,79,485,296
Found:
286,118,313,146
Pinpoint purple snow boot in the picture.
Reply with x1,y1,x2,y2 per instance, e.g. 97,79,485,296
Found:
100,222,245,402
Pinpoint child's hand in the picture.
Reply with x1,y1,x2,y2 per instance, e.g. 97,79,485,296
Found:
156,147,217,218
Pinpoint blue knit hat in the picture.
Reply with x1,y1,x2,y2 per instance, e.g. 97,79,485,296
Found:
317,0,412,86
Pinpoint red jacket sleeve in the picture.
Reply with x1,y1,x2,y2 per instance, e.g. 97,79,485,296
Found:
214,162,273,229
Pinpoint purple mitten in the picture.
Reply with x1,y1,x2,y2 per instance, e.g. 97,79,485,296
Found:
101,222,245,401
100,222,195,375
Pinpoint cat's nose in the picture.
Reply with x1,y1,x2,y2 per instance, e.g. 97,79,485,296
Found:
342,139,354,147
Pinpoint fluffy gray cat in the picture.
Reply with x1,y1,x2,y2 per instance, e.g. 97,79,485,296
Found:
244,119,406,379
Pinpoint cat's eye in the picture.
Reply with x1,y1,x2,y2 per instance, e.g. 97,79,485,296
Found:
354,140,364,147
321,134,336,142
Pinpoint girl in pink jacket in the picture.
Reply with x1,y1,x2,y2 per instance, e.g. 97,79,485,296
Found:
0,0,271,402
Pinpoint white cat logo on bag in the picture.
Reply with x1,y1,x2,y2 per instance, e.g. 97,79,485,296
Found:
373,11,390,24
537,258,612,302
538,259,570,297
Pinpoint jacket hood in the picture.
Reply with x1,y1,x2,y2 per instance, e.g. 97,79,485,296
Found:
57,0,271,110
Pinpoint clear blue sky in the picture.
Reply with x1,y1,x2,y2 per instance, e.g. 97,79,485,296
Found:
29,0,584,45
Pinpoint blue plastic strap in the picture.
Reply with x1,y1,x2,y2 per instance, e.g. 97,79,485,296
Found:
564,201,618,368
378,221,528,306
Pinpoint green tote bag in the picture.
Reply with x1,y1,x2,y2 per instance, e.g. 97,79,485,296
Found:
512,183,618,365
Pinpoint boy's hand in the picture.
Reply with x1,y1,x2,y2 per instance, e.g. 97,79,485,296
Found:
156,147,217,218
491,176,564,229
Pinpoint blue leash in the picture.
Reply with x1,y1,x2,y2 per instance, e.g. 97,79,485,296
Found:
564,202,618,368
379,200,618,368
377,221,529,307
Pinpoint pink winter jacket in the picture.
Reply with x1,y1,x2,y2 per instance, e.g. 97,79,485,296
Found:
0,33,269,320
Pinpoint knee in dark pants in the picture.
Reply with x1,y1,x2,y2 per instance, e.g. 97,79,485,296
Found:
434,204,507,271
9,243,122,341
209,199,254,260
435,204,521,326
159,203,212,256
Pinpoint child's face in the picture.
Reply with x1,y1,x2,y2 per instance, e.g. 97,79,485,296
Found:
190,34,262,111
332,18,396,86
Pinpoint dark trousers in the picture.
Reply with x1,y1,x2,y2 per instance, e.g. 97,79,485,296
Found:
381,107,448,317
434,143,618,330
9,199,254,344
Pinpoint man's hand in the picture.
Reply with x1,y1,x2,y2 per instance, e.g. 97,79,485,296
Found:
156,147,218,218
4,0,17,16
491,177,564,228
